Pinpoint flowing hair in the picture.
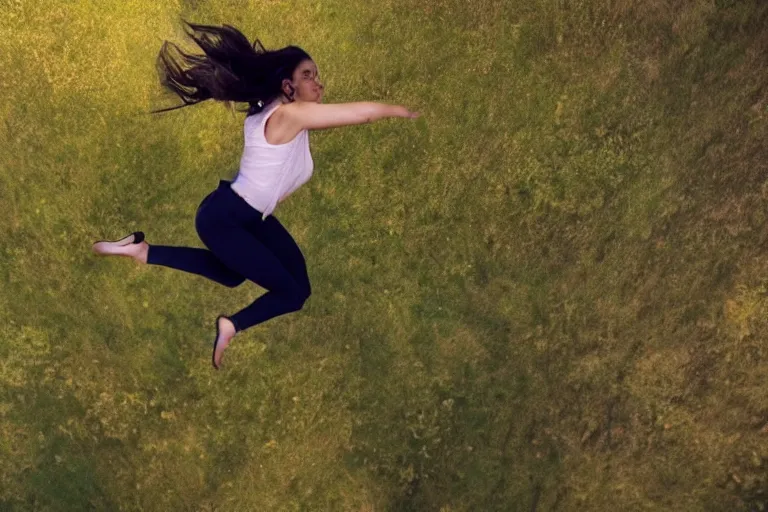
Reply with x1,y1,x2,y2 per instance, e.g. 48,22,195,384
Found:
152,21,311,116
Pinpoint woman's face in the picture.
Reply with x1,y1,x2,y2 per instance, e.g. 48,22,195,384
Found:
284,59,324,103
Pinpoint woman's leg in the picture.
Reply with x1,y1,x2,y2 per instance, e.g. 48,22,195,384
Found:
146,245,245,288
198,180,315,367
223,215,312,333
142,186,246,287
198,221,310,333
257,215,312,299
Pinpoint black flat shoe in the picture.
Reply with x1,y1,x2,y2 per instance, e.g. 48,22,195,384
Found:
92,231,145,256
96,231,145,245
212,315,226,370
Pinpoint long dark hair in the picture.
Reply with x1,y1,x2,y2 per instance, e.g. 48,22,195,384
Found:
152,21,311,116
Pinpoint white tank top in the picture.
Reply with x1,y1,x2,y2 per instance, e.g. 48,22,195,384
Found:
230,100,314,220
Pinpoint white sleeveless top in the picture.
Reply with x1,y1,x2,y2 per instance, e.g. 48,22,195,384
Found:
230,100,314,220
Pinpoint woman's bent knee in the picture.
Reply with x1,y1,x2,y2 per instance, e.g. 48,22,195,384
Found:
285,290,310,311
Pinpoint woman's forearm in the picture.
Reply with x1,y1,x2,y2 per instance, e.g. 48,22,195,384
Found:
363,102,410,122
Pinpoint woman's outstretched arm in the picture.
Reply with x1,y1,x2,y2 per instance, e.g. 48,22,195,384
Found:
285,101,420,132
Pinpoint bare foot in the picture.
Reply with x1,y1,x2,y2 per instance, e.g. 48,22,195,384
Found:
92,235,149,264
213,316,237,369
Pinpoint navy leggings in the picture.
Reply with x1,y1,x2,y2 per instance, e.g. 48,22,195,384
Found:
146,180,311,333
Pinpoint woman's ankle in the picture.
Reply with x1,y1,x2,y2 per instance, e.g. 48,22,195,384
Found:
135,242,149,264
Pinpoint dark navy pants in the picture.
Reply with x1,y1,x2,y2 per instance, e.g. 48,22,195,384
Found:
146,180,311,333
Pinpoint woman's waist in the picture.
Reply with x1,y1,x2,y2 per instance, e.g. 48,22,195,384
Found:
231,179,270,197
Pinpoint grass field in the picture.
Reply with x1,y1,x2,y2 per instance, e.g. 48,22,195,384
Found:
1,0,767,510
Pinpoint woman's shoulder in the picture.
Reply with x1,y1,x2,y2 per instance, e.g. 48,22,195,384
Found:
244,102,306,146
246,102,280,120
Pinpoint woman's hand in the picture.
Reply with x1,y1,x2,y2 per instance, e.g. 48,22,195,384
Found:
399,106,421,119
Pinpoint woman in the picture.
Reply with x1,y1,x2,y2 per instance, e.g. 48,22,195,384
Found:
92,22,420,369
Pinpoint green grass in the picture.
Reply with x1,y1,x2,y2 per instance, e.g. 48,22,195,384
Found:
2,0,767,510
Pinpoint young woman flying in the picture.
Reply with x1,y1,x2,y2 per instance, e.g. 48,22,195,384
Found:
92,22,420,369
